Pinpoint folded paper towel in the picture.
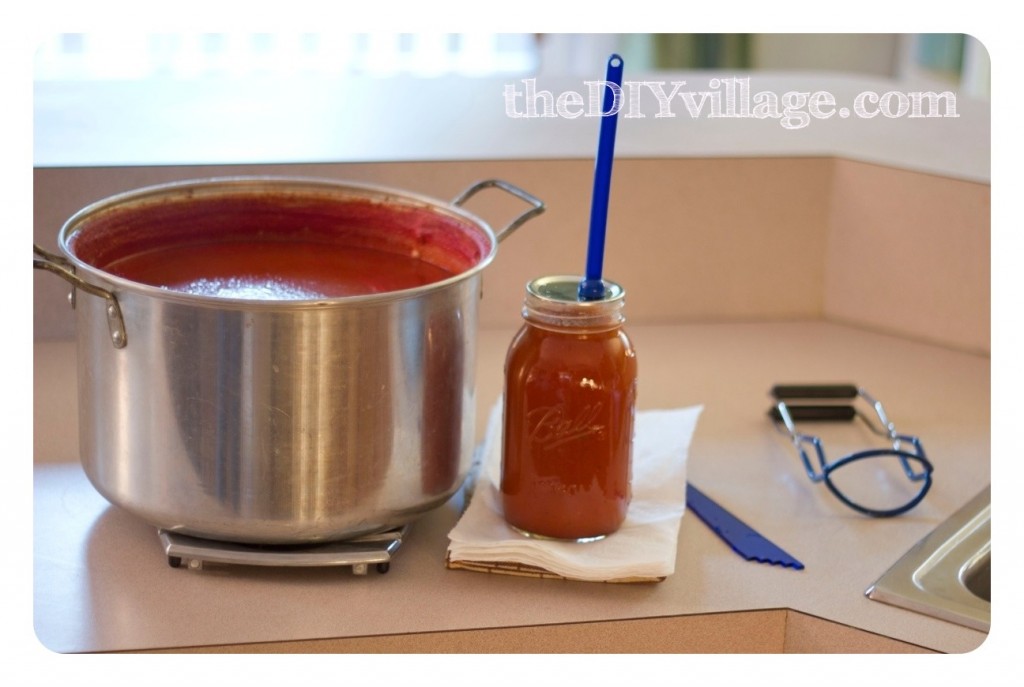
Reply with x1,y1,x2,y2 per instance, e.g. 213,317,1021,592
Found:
446,401,703,583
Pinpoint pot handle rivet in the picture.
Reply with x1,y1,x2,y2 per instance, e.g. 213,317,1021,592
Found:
451,179,545,243
34,243,128,349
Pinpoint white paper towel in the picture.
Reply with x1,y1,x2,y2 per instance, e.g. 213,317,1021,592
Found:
446,400,703,582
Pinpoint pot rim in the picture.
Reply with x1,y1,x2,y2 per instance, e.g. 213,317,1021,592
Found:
57,175,500,309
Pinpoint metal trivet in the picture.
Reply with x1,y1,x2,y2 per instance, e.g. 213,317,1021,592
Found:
158,526,407,575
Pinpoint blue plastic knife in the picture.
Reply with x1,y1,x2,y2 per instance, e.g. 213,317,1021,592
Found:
686,483,805,570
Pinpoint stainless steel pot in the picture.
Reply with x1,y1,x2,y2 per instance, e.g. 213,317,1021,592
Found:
34,177,544,544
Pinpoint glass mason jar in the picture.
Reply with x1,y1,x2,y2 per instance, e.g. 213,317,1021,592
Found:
500,275,638,542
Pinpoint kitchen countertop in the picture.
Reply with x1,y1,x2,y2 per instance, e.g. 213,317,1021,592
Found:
31,320,991,654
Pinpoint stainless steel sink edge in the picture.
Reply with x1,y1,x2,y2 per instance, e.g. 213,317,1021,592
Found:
866,485,991,633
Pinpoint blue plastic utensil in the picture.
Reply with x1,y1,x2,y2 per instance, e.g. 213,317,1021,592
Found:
578,54,624,301
686,483,805,570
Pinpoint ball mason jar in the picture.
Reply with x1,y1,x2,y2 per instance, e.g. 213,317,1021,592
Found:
500,275,638,542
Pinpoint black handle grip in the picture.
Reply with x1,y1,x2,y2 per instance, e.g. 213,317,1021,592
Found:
771,384,858,400
770,405,857,423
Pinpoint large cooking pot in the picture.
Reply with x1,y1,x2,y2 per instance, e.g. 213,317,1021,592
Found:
34,177,544,544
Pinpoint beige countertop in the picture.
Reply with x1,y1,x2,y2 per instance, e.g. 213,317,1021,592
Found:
32,320,990,654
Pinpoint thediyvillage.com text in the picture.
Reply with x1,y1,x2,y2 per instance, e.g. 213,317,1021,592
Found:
503,77,959,130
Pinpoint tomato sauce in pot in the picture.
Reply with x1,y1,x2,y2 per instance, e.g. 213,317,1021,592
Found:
106,241,456,299
65,185,490,300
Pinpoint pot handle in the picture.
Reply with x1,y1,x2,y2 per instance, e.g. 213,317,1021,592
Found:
33,244,127,349
451,179,545,243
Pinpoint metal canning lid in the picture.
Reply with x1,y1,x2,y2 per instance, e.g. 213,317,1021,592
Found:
527,275,624,303
523,275,625,329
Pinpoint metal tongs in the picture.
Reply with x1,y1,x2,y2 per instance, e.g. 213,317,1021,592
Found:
769,384,934,517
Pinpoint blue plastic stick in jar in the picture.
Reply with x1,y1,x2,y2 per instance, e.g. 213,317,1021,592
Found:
579,54,624,302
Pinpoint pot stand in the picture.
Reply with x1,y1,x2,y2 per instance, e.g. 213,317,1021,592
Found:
158,526,407,575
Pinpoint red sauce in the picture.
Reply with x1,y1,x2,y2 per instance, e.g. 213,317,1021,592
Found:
106,240,456,298
66,187,490,299
501,322,637,541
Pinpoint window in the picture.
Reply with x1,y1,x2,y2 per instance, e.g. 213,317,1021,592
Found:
34,32,541,80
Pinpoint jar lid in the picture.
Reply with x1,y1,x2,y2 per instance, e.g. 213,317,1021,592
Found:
527,275,624,304
523,275,625,329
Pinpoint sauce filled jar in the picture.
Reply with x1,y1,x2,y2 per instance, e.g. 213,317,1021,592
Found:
500,275,637,542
